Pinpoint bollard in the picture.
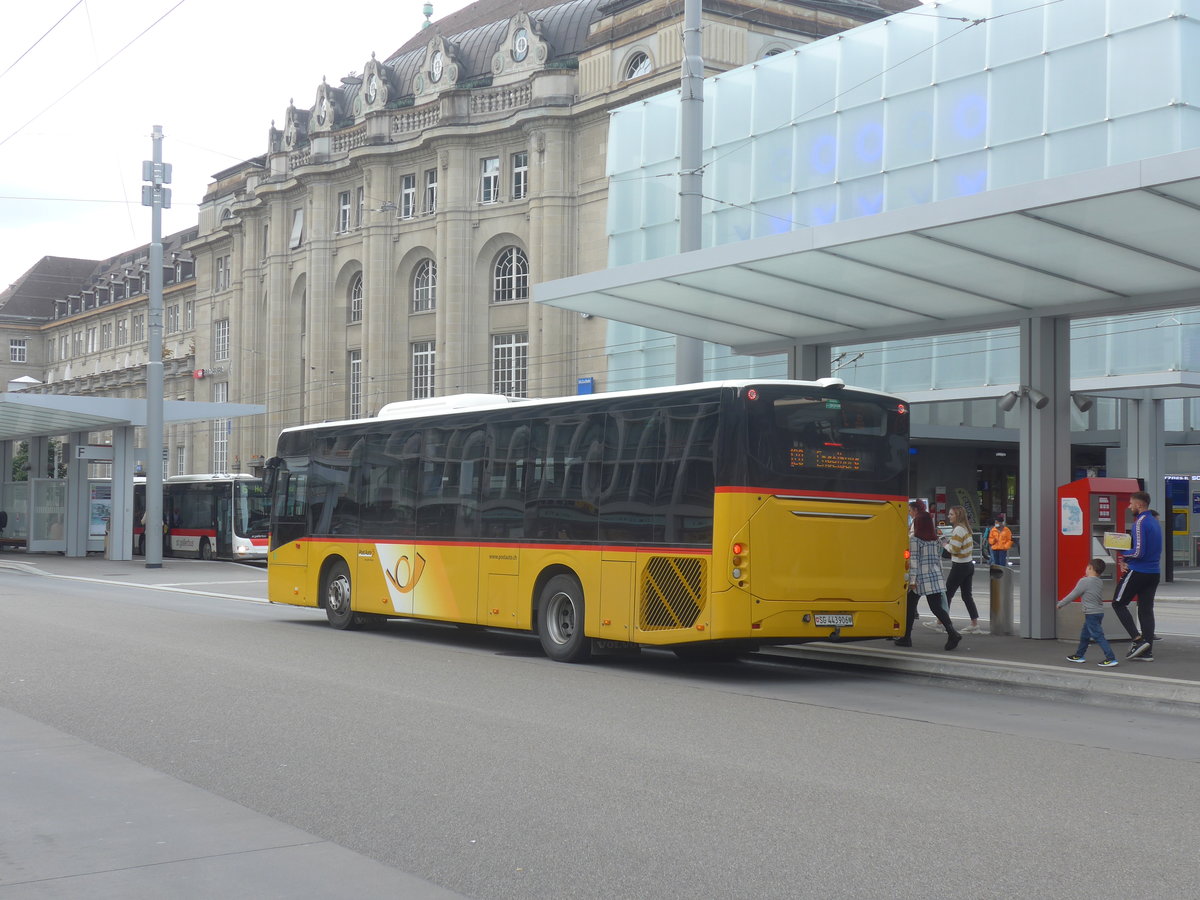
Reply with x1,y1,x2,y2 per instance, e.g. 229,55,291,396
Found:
989,564,1014,635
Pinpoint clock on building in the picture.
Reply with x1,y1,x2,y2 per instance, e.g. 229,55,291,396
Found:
431,51,444,82
513,28,529,62
365,74,378,103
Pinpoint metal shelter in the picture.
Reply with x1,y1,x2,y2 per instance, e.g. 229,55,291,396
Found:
535,148,1200,639
0,393,264,561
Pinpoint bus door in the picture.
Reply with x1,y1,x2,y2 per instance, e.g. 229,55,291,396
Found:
480,421,529,627
267,458,311,605
215,492,232,558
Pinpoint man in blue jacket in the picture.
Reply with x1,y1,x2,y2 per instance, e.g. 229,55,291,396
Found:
1113,490,1163,660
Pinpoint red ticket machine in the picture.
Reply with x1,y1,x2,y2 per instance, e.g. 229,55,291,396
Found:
1055,477,1141,639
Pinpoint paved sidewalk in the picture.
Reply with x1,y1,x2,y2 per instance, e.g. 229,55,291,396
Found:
764,626,1200,719
761,569,1200,717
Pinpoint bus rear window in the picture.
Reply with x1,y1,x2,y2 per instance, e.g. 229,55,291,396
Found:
776,397,885,472
743,388,907,493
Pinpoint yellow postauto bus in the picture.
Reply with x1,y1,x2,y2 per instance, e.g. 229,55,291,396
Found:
264,380,910,662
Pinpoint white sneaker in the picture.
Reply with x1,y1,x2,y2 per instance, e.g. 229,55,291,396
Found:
922,620,945,631
961,624,982,634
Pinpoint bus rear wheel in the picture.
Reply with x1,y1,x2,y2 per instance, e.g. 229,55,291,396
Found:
537,574,590,663
323,559,360,630
198,538,212,561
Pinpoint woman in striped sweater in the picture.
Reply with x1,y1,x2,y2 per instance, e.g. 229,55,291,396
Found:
942,505,981,633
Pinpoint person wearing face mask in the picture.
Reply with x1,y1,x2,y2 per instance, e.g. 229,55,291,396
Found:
989,514,1013,567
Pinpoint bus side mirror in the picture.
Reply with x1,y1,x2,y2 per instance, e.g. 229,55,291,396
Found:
262,457,282,495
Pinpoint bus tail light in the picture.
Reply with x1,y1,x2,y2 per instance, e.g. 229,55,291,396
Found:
732,541,747,582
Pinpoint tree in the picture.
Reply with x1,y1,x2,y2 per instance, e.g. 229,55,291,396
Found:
11,439,67,481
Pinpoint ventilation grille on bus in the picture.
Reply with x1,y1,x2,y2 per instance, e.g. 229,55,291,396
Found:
640,557,707,631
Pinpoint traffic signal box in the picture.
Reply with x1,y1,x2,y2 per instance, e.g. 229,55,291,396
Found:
1055,477,1141,640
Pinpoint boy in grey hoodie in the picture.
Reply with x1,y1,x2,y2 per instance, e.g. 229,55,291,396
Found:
1058,558,1118,667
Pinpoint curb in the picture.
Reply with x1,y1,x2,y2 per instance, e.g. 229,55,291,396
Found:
756,644,1200,718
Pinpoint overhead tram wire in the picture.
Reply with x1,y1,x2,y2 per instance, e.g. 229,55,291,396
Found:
0,0,85,83
0,0,192,152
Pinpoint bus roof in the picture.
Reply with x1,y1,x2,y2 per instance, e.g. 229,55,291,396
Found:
277,378,903,438
165,473,260,483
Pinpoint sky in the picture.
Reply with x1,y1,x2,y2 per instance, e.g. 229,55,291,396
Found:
0,0,475,292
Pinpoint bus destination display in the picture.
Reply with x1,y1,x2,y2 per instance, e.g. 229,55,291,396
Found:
788,444,867,472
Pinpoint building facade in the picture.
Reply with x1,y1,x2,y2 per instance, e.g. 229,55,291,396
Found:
0,238,203,477
1,0,913,475
186,0,913,471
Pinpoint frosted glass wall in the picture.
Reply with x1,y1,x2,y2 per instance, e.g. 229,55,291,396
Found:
834,312,1200,392
604,0,1200,394
608,0,1200,263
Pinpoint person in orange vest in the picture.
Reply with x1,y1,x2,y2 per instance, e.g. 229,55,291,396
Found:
989,514,1013,566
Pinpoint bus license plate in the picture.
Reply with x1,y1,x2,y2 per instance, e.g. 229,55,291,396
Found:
815,614,853,627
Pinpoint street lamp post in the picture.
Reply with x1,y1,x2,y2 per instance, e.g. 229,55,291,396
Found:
141,126,171,568
676,0,704,385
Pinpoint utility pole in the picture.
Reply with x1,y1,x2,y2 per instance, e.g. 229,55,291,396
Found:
676,0,704,384
142,126,171,568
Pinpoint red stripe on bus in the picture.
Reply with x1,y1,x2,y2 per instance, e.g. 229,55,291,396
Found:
170,528,216,538
292,536,711,555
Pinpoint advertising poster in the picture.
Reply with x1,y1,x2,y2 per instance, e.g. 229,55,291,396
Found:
89,483,112,539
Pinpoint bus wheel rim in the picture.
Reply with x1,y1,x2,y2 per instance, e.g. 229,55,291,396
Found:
547,591,575,644
329,575,350,613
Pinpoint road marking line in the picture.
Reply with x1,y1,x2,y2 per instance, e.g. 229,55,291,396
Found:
157,580,265,586
0,561,267,603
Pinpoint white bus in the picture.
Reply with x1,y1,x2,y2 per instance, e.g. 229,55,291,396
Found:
135,474,270,560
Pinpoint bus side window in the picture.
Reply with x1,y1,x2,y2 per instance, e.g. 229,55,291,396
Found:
330,437,364,535
481,421,527,539
270,468,308,548
455,427,486,538
417,427,456,538
599,406,658,544
658,403,717,544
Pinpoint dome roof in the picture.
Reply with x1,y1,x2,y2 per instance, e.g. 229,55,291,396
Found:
383,0,606,94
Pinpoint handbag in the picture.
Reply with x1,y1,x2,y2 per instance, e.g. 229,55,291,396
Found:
941,546,951,560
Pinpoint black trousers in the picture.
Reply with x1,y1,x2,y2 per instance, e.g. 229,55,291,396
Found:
1112,568,1158,649
944,561,979,620
903,589,955,639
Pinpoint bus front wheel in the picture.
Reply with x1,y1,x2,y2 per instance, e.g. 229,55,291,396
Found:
323,560,360,630
537,574,591,663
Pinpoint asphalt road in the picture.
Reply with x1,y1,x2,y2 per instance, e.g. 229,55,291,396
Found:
2,567,1199,899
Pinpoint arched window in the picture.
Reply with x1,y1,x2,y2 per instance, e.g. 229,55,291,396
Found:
624,51,652,81
413,259,437,312
492,247,528,303
349,274,364,323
